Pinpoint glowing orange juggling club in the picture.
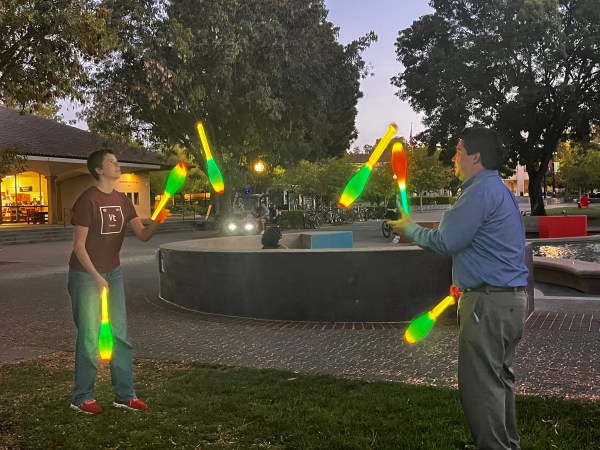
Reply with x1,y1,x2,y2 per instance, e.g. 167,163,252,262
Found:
151,162,188,221
339,123,397,208
404,286,463,345
196,121,225,194
391,142,409,215
98,286,114,362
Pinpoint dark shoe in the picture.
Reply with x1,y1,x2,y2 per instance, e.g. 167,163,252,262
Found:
70,400,102,414
113,398,148,411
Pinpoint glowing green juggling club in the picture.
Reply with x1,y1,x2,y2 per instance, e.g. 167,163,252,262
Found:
339,123,397,208
404,286,462,345
196,121,225,194
151,162,188,221
391,142,410,215
98,286,114,362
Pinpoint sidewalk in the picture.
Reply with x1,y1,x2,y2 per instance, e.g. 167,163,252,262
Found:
1,219,598,401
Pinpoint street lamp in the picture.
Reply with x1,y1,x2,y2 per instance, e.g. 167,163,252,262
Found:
252,160,266,194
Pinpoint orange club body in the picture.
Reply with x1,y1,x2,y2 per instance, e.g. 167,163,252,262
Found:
391,142,409,215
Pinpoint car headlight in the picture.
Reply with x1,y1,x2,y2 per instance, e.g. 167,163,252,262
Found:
227,223,237,232
244,222,255,231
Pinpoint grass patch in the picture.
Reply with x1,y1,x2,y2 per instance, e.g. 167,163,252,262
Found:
0,353,598,449
546,205,600,226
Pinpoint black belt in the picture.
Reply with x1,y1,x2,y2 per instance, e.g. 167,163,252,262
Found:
464,285,526,294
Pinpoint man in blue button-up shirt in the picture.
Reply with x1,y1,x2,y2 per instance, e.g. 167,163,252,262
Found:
390,127,528,450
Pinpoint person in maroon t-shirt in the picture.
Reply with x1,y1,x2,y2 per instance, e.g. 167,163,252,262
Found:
67,149,169,415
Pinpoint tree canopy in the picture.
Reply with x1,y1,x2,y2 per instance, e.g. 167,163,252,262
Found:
407,146,453,211
271,156,355,207
85,0,375,202
555,140,600,194
362,165,394,206
393,0,600,215
0,0,113,111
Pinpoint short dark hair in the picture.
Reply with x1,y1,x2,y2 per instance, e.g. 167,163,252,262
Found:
261,227,282,249
87,149,115,180
460,127,505,170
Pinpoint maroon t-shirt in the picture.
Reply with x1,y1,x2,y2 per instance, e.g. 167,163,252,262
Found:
69,187,138,273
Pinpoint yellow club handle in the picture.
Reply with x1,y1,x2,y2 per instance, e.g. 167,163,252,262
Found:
151,194,171,221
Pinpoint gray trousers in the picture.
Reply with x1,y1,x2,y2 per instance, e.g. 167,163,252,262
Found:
457,290,527,450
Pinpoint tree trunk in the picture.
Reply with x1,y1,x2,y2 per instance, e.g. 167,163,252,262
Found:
218,189,230,218
527,135,561,216
528,170,546,216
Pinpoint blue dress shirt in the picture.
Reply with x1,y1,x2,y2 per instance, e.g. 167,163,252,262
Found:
404,170,529,289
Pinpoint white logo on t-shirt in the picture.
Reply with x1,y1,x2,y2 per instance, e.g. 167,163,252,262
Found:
100,206,124,234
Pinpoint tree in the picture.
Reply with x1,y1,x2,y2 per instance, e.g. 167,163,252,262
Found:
555,141,600,195
84,0,375,212
362,165,395,206
408,146,453,212
275,160,322,205
319,155,357,206
150,145,211,208
0,0,114,110
270,155,355,207
393,0,600,215
0,146,27,224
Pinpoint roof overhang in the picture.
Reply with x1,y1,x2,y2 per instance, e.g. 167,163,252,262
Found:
23,156,164,182
27,155,162,169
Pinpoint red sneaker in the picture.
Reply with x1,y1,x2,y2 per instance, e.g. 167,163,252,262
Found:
113,398,148,411
70,400,102,414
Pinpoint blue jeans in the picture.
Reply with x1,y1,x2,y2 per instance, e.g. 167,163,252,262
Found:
68,266,136,404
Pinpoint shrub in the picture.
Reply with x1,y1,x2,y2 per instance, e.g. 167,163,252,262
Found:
279,210,305,229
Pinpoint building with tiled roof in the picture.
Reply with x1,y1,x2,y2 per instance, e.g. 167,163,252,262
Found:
0,106,168,224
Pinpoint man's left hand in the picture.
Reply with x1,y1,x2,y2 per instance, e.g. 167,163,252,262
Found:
387,211,412,234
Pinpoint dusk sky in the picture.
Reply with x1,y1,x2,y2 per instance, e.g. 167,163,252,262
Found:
325,0,433,150
61,1,435,152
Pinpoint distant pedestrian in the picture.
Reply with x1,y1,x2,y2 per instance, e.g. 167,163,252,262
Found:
256,201,269,234
261,226,287,249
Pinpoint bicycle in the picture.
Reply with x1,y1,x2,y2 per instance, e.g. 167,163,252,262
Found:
382,220,393,238
382,209,401,239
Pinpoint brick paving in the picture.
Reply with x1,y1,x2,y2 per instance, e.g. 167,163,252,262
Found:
132,294,599,401
0,226,599,402
526,311,600,332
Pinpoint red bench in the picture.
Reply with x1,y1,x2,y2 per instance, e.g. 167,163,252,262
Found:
538,216,588,238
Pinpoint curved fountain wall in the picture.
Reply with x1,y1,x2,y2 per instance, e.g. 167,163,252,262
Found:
157,232,456,322
157,232,535,322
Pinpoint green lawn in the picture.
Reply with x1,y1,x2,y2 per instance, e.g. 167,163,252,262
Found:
0,353,598,449
546,204,600,226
